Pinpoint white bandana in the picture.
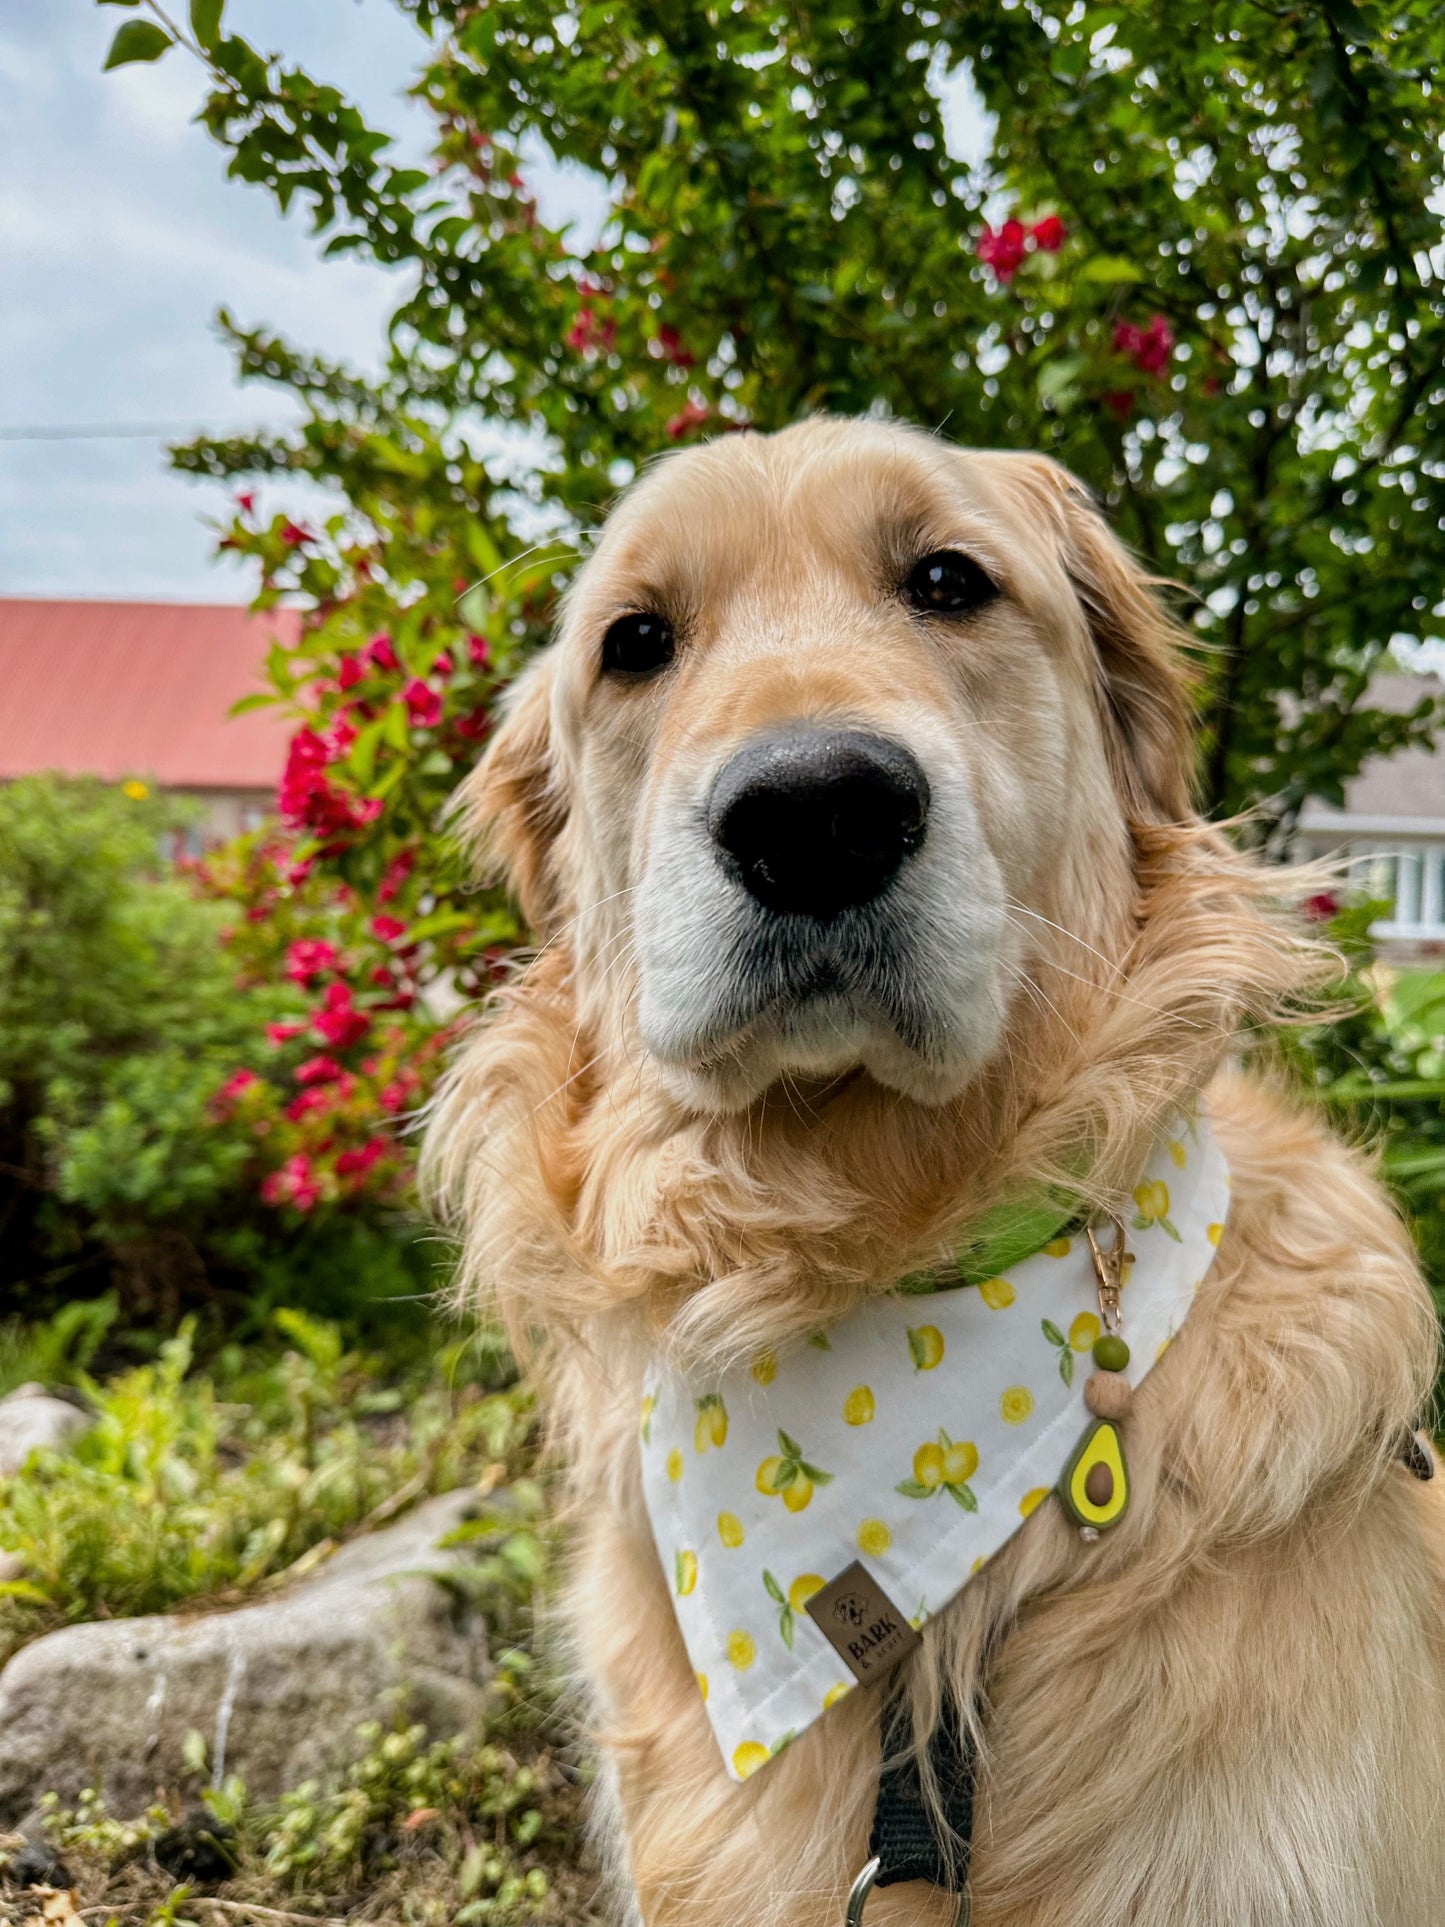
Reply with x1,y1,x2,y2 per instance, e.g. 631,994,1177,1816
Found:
639,1109,1230,1783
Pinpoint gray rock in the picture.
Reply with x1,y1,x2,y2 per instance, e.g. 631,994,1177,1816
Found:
0,1385,92,1476
0,1490,494,1824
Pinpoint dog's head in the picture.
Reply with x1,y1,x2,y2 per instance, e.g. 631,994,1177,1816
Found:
465,417,1194,1113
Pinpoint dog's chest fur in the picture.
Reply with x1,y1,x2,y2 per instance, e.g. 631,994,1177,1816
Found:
560,1080,1445,1927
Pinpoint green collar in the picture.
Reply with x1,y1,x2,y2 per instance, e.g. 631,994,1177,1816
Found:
902,1187,1084,1295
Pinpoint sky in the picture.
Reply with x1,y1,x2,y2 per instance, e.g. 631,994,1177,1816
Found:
0,3,988,603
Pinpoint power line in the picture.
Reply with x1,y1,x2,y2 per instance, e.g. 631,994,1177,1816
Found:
0,422,250,443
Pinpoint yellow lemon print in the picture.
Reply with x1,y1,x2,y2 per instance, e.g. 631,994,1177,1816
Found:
857,1518,892,1557
907,1324,945,1371
843,1384,876,1426
694,1394,728,1453
1019,1485,1051,1518
733,1740,769,1778
1000,1385,1035,1426
639,1394,655,1444
718,1511,745,1549
1068,1311,1101,1353
1208,1222,1224,1247
913,1441,945,1489
979,1275,1016,1310
674,1549,698,1596
756,1455,784,1495
943,1439,979,1484
697,1673,709,1702
756,1429,833,1509
1169,1138,1188,1169
751,1350,777,1385
1133,1179,1180,1239
666,1447,684,1483
782,1475,814,1513
727,1629,757,1671
823,1682,853,1711
1044,1236,1072,1258
788,1574,826,1613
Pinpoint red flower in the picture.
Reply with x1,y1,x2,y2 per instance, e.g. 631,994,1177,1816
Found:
236,491,255,515
1102,390,1137,420
566,306,617,355
266,1020,308,1045
1302,892,1340,923
454,707,490,743
286,1086,332,1122
371,915,408,943
656,324,694,367
280,520,312,548
666,399,710,440
296,1053,344,1086
336,1137,388,1178
285,938,340,986
377,847,416,905
315,981,369,1049
1114,315,1174,376
288,854,316,886
378,1081,411,1115
432,650,454,679
1030,214,1067,252
976,219,1028,281
216,1068,259,1104
466,633,491,669
262,1152,322,1212
338,654,365,691
403,678,443,728
366,633,399,673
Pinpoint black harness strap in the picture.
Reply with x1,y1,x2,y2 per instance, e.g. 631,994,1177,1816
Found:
869,1688,977,1895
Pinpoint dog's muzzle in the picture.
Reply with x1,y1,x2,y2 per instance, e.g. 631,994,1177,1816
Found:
707,726,930,921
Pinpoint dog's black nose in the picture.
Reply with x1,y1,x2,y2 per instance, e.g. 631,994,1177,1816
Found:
707,728,930,920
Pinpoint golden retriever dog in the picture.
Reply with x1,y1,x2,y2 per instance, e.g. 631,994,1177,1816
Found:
424,417,1445,1925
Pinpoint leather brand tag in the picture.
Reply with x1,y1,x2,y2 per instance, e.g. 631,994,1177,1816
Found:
803,1560,920,1684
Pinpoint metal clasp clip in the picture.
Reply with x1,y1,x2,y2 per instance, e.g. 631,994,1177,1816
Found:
1085,1215,1131,1334
845,1857,968,1926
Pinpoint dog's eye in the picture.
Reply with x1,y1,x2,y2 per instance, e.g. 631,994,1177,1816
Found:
903,549,997,616
601,612,676,679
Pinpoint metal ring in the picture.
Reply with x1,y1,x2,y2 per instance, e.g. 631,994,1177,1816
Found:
844,1857,969,1926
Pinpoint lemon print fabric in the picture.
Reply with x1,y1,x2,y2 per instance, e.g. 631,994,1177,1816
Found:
638,1106,1231,1787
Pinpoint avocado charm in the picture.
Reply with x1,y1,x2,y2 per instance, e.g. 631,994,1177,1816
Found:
1058,1418,1130,1532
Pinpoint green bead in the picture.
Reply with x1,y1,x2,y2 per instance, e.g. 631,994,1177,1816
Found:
1092,1332,1130,1373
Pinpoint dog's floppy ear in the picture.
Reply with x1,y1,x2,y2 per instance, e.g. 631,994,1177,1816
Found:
1004,455,1198,824
458,651,567,934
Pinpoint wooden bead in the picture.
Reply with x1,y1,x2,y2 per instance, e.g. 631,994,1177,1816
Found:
1084,1370,1133,1420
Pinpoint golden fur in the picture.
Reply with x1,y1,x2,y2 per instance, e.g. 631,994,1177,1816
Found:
424,419,1445,1924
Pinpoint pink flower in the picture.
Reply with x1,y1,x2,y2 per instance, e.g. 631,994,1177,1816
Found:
262,1152,322,1212
665,399,709,440
379,1081,410,1115
295,1053,344,1086
566,306,617,355
432,650,454,679
280,520,312,548
976,219,1028,281
285,938,340,987
466,633,490,669
338,654,365,690
371,915,408,943
217,1068,259,1104
1030,214,1067,252
1302,892,1340,923
286,1087,332,1122
455,707,490,743
288,854,315,886
237,491,255,515
336,1137,388,1179
266,1020,308,1045
366,633,399,673
403,679,443,728
315,981,369,1049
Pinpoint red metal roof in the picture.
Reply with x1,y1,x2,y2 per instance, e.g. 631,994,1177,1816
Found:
0,598,300,790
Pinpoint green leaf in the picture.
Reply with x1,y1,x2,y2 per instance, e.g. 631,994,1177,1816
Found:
780,1605,795,1650
103,19,174,67
227,691,277,716
799,1463,833,1486
1058,1350,1074,1388
777,1429,802,1459
944,1482,978,1511
763,1569,785,1604
1077,254,1144,283
1040,1318,1066,1347
894,1479,934,1500
190,0,224,47
0,1579,52,1604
